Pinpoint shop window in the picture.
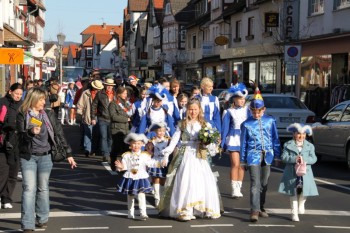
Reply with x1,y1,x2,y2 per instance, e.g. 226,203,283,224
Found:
309,0,324,15
260,61,276,93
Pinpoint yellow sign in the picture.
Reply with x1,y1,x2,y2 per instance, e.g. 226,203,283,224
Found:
214,36,229,46
0,48,24,64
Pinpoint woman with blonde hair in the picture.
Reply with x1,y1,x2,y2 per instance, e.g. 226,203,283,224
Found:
159,98,221,221
17,87,77,232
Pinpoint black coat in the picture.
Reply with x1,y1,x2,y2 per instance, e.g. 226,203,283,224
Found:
16,109,72,160
0,94,22,164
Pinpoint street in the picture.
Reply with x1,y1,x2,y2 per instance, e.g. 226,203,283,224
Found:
1,125,350,233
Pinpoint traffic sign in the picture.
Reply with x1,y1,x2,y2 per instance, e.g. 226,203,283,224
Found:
284,45,301,63
286,62,299,76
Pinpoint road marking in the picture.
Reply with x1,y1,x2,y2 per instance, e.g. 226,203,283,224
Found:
249,224,295,227
102,162,118,175
314,226,350,229
0,230,45,232
61,227,109,231
129,226,172,229
191,224,234,227
272,166,350,192
1,208,349,219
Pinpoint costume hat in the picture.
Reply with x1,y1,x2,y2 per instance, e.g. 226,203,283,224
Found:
124,133,148,144
250,86,264,109
91,80,104,90
226,83,248,100
287,123,313,136
129,75,138,82
148,122,168,132
68,78,75,84
146,84,168,100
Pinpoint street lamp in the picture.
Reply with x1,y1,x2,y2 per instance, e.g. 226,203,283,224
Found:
57,32,66,86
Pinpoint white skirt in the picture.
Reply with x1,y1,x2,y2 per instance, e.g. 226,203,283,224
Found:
169,145,221,219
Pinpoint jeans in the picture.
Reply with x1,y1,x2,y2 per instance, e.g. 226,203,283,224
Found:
83,123,93,152
98,119,112,157
248,164,271,212
20,155,53,230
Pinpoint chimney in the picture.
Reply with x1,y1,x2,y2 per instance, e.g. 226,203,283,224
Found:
102,22,106,29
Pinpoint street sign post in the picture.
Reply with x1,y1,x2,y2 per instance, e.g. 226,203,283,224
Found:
284,45,301,63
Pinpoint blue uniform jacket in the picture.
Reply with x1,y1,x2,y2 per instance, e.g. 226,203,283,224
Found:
240,115,281,165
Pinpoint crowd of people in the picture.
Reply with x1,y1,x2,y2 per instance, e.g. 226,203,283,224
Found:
0,72,319,232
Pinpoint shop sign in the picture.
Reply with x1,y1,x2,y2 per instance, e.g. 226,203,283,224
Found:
265,13,279,27
282,0,300,40
163,62,172,75
202,41,214,56
0,48,24,64
214,36,229,46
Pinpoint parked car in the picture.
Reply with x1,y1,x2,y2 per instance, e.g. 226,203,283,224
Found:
311,100,350,169
245,94,315,140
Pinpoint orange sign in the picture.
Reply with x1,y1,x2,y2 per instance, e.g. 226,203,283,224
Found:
215,36,229,46
0,48,24,64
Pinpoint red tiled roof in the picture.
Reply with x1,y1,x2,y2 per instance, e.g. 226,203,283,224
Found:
128,0,149,12
80,24,120,35
94,34,112,45
62,47,69,56
154,0,164,9
69,44,78,58
83,35,93,47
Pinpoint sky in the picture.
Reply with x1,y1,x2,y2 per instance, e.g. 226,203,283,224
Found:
44,0,128,43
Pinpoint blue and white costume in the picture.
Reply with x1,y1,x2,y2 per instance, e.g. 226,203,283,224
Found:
196,94,221,131
117,150,160,195
147,136,171,178
130,99,145,132
221,106,249,151
221,83,249,152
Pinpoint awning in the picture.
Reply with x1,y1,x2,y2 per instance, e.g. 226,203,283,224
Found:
24,52,48,63
3,24,34,46
197,55,222,64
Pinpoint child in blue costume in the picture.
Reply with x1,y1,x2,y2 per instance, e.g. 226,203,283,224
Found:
115,133,160,220
278,123,318,222
145,122,171,207
240,87,281,222
137,85,175,138
221,83,249,198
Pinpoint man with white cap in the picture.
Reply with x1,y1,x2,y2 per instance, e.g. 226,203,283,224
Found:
91,78,116,162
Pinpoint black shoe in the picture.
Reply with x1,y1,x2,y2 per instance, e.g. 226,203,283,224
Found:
36,222,47,228
23,230,34,233
85,151,90,157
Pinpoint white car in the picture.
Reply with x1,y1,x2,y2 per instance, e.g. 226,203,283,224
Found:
312,100,350,169
245,94,315,139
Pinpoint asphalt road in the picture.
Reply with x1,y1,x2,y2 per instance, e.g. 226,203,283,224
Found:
1,124,350,233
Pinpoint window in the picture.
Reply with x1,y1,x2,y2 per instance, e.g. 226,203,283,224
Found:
340,105,350,122
235,20,241,39
212,0,219,9
180,25,186,42
86,49,92,56
195,0,208,17
310,0,324,15
192,34,197,49
248,17,255,36
336,0,350,9
154,26,160,37
86,61,92,68
325,104,345,122
165,3,171,15
163,28,168,43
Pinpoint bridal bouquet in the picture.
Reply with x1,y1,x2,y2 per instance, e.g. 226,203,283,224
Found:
198,126,220,145
197,126,221,159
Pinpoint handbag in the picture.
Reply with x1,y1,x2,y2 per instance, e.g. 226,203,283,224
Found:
49,94,59,103
295,156,307,176
51,135,66,162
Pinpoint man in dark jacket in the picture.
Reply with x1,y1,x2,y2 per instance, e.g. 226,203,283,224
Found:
91,78,115,162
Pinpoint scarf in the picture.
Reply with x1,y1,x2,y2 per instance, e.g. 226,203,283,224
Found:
26,109,55,141
116,98,133,117
106,90,114,102
90,89,97,100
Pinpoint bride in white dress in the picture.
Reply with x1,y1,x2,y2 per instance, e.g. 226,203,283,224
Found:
159,98,221,221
